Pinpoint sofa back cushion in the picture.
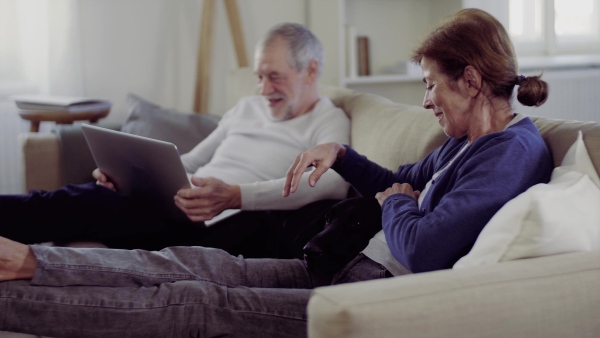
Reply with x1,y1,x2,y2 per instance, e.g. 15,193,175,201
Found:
330,90,600,177
532,116,600,174
122,94,220,154
334,92,448,170
225,67,600,176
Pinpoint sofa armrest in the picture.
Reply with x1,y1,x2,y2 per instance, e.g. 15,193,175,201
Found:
53,124,109,186
19,132,63,192
19,122,122,193
308,251,600,338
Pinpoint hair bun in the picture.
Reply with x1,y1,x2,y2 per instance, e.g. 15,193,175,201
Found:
516,75,548,107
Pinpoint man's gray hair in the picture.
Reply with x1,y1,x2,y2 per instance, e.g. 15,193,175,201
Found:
256,22,324,77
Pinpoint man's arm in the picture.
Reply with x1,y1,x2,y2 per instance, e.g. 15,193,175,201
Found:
174,170,349,222
180,103,239,174
175,176,241,222
176,98,351,220
244,101,351,210
240,169,349,210
180,124,227,174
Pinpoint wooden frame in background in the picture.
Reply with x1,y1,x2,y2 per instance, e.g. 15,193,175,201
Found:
194,0,248,113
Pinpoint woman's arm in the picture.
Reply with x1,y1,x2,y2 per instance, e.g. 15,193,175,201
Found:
382,134,552,273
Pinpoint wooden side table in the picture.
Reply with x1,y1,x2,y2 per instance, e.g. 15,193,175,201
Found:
18,108,110,132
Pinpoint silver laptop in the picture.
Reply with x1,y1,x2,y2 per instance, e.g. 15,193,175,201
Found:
82,124,241,226
82,124,192,222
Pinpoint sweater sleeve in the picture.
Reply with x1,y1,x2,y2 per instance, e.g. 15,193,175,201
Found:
179,110,232,173
240,99,351,210
239,169,349,210
381,133,552,273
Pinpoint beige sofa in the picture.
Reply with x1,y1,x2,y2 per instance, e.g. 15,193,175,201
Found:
308,90,600,338
16,80,600,337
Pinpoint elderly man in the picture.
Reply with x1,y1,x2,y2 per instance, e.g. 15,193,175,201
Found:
0,23,350,255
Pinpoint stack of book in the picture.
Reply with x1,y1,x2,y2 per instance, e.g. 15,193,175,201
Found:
345,25,371,78
356,36,370,76
12,95,112,113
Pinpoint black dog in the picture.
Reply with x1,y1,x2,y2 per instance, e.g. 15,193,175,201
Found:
302,197,382,274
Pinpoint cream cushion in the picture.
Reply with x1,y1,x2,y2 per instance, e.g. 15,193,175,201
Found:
454,131,600,268
334,92,448,170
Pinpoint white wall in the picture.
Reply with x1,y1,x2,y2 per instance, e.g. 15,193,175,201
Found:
208,0,309,115
0,0,309,194
73,0,307,121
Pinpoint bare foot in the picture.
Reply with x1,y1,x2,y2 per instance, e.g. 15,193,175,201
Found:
0,236,36,281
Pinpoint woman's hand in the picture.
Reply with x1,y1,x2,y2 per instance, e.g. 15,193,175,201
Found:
283,142,346,197
92,168,116,191
174,176,241,222
375,183,421,206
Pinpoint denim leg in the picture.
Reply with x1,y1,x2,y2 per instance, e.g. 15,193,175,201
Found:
0,245,317,337
0,279,311,338
29,245,317,289
331,253,399,285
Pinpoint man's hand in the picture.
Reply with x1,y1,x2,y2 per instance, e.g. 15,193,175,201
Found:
375,183,421,206
92,168,116,191
283,142,346,197
174,177,241,222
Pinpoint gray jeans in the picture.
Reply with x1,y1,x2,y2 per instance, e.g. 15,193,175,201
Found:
0,246,391,338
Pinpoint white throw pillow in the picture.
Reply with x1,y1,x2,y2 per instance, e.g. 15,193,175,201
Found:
454,131,600,268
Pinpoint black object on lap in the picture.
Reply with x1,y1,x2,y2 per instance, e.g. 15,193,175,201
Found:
302,197,382,273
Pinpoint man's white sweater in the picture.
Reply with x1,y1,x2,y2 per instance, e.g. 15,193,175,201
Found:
180,95,350,211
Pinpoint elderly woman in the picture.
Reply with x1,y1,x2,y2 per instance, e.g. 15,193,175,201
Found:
0,8,552,338
284,8,552,274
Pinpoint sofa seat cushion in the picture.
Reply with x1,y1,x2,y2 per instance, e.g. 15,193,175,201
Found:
308,251,600,338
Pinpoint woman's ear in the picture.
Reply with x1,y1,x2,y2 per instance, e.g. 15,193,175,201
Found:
463,65,482,97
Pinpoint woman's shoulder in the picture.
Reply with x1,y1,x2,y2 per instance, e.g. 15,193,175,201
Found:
475,116,541,144
504,116,546,146
474,116,550,161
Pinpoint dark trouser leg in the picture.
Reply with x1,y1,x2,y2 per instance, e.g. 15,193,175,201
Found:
0,182,171,247
95,209,277,253
0,182,340,256
193,199,341,259
161,210,276,256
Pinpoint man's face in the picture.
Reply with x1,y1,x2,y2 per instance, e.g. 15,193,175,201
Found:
254,38,308,121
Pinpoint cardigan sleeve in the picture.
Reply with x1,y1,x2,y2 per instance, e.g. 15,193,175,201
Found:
332,145,439,198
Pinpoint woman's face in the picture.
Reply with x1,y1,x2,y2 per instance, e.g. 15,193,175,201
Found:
421,57,471,139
